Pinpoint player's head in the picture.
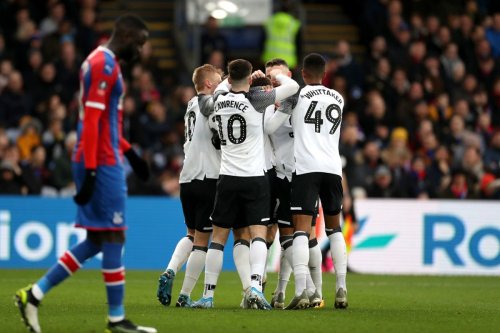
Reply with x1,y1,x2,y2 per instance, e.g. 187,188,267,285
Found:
265,58,291,87
192,64,222,94
227,59,252,87
110,14,149,63
301,53,326,84
250,76,272,88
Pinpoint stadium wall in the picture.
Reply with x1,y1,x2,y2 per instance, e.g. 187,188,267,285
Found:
351,200,500,275
0,197,498,275
0,196,239,270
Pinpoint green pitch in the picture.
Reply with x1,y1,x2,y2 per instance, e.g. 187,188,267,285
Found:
1,270,499,333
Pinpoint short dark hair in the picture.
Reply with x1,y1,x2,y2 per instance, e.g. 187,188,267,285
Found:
114,14,148,34
265,58,289,68
303,53,326,77
228,59,252,82
251,77,272,88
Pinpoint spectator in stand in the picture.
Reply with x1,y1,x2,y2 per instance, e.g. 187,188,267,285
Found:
440,168,478,199
484,131,500,175
0,71,32,128
200,16,228,65
485,12,500,58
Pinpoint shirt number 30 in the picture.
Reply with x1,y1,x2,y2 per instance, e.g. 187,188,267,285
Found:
304,101,342,134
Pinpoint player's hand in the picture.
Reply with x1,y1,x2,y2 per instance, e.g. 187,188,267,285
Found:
251,70,265,80
124,148,150,181
73,169,97,205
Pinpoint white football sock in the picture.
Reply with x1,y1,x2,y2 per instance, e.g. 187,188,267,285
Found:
309,242,323,298
306,270,315,297
180,248,206,296
233,241,251,291
292,233,309,296
276,248,292,294
166,236,193,273
203,246,223,298
328,232,347,292
250,239,267,291
31,284,44,301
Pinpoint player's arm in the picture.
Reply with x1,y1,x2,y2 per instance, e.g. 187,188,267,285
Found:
121,138,150,181
74,58,111,205
198,94,215,117
249,72,299,112
73,104,101,205
273,73,299,102
264,98,293,135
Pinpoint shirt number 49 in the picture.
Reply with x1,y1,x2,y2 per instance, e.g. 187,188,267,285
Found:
304,101,341,134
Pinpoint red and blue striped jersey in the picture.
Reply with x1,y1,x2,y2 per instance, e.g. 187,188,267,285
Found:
73,46,130,168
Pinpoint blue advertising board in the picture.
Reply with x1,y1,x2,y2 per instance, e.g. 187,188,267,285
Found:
0,196,237,270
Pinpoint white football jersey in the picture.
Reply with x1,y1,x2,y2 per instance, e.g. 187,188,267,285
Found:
211,88,277,177
263,105,276,171
179,96,221,183
291,85,344,176
269,113,294,181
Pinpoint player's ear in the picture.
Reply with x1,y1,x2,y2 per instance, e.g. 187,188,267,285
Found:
248,76,252,85
205,79,211,89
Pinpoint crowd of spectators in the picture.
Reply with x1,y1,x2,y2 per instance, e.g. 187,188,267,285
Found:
1,0,499,201
0,0,193,196
327,0,500,200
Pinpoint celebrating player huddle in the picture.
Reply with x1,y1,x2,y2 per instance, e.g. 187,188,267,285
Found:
158,53,348,310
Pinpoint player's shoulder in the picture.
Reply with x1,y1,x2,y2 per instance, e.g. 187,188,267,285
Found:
85,46,117,76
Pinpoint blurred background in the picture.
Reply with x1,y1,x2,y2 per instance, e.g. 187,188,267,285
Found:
1,0,500,200
0,0,498,273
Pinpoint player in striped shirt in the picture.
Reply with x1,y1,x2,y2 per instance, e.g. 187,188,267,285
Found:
15,15,156,333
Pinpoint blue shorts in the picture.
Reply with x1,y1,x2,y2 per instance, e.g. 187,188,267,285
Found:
72,162,127,230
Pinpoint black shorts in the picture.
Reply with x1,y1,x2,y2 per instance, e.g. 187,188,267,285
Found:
268,168,278,225
180,179,217,232
291,172,343,216
273,176,293,227
210,174,270,229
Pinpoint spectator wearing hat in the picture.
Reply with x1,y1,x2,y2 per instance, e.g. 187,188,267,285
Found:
367,165,405,198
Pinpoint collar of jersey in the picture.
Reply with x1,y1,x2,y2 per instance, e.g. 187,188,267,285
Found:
98,45,116,59
230,89,248,97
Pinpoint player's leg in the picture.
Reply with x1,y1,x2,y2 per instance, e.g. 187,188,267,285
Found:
193,175,236,308
177,178,217,307
177,230,211,307
233,225,253,309
233,226,251,293
308,223,323,308
321,173,348,309
192,226,230,308
15,231,101,333
158,182,195,305
272,176,294,308
91,231,156,333
286,173,319,309
244,175,272,310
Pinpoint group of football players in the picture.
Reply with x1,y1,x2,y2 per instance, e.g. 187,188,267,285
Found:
157,53,348,311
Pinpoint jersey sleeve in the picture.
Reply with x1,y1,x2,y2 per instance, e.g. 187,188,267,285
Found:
120,137,131,152
84,56,117,111
248,89,276,113
82,107,101,169
198,94,215,117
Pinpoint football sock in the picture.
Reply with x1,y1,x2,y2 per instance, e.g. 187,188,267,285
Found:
166,235,193,273
233,239,251,291
276,236,293,294
328,228,347,292
180,246,207,296
309,238,323,298
277,250,292,295
292,232,309,297
250,238,267,291
102,242,125,323
203,242,224,298
33,238,101,301
306,270,316,297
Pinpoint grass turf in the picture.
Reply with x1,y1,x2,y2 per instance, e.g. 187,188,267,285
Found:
1,269,499,333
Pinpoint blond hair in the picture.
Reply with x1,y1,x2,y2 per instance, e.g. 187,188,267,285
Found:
192,64,221,92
